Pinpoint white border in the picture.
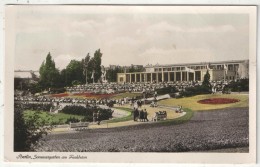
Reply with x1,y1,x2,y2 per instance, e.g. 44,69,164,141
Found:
0,1,259,167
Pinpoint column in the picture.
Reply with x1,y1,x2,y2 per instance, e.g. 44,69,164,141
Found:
135,73,137,82
168,72,170,82
162,71,164,82
174,72,176,81
180,72,182,81
187,72,189,81
140,73,142,82
156,73,159,83
130,73,132,83
150,73,153,83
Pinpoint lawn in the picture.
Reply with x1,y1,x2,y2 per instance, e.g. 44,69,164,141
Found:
111,92,142,100
107,107,132,123
23,110,85,125
53,92,142,100
158,94,249,111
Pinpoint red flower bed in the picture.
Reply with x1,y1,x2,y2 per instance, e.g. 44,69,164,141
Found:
73,92,93,96
51,93,69,97
73,93,117,99
198,98,240,104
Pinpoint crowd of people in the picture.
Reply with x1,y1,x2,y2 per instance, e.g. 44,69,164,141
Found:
14,80,233,125
132,108,149,122
65,80,230,94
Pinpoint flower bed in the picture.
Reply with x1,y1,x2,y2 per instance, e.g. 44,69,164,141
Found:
73,93,116,99
198,98,240,104
51,93,69,97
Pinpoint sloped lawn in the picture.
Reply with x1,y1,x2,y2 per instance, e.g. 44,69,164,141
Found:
159,94,248,111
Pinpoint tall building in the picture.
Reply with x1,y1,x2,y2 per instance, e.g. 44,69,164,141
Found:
117,60,249,83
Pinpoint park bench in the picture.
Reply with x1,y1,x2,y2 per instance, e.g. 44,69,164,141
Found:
69,122,89,131
152,111,167,122
150,102,158,107
175,108,184,113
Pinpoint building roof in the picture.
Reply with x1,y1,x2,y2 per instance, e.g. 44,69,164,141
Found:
145,60,249,68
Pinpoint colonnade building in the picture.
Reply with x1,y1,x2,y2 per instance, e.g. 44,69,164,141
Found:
117,60,249,83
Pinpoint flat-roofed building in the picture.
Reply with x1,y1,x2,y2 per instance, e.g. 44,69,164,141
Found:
117,60,249,83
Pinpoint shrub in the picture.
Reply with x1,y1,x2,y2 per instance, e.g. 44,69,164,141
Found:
61,105,113,121
14,104,52,151
156,86,178,95
180,85,211,97
65,117,80,124
227,79,249,92
15,102,53,112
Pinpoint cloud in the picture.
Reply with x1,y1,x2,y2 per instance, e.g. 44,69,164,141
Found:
55,54,75,70
146,21,236,35
138,47,216,65
13,7,249,70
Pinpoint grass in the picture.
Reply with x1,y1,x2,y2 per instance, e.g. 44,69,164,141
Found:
23,110,85,125
158,94,249,111
156,108,194,126
54,92,142,100
107,107,132,123
111,92,142,100
106,106,193,127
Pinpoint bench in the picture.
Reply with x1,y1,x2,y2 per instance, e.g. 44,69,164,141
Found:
152,111,167,122
175,109,184,113
69,122,89,131
150,102,158,107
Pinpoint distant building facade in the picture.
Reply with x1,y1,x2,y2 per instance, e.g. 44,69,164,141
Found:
117,60,249,83
106,64,144,72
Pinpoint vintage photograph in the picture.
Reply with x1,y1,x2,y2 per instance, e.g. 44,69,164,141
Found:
4,5,256,163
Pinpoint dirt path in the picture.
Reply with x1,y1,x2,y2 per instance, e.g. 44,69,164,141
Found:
51,104,184,132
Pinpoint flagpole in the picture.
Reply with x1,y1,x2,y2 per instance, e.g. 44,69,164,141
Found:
224,68,225,83
85,68,88,85
93,71,95,84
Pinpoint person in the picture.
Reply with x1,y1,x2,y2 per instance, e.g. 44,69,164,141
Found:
93,112,97,122
139,109,144,122
152,112,158,122
132,107,136,121
97,111,101,125
134,108,139,121
144,109,149,122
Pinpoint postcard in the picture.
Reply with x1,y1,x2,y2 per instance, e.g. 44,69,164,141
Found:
4,5,257,163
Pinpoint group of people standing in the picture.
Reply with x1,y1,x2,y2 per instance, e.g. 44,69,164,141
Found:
133,108,149,122
93,111,101,125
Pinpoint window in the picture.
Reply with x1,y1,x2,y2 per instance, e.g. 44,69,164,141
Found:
228,64,233,70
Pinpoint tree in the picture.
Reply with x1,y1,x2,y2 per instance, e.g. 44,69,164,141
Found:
82,53,91,84
39,52,60,89
202,70,211,89
14,104,52,151
88,49,103,83
65,60,85,86
128,65,145,73
106,66,124,82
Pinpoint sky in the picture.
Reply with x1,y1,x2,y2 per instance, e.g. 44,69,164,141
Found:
12,6,249,71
